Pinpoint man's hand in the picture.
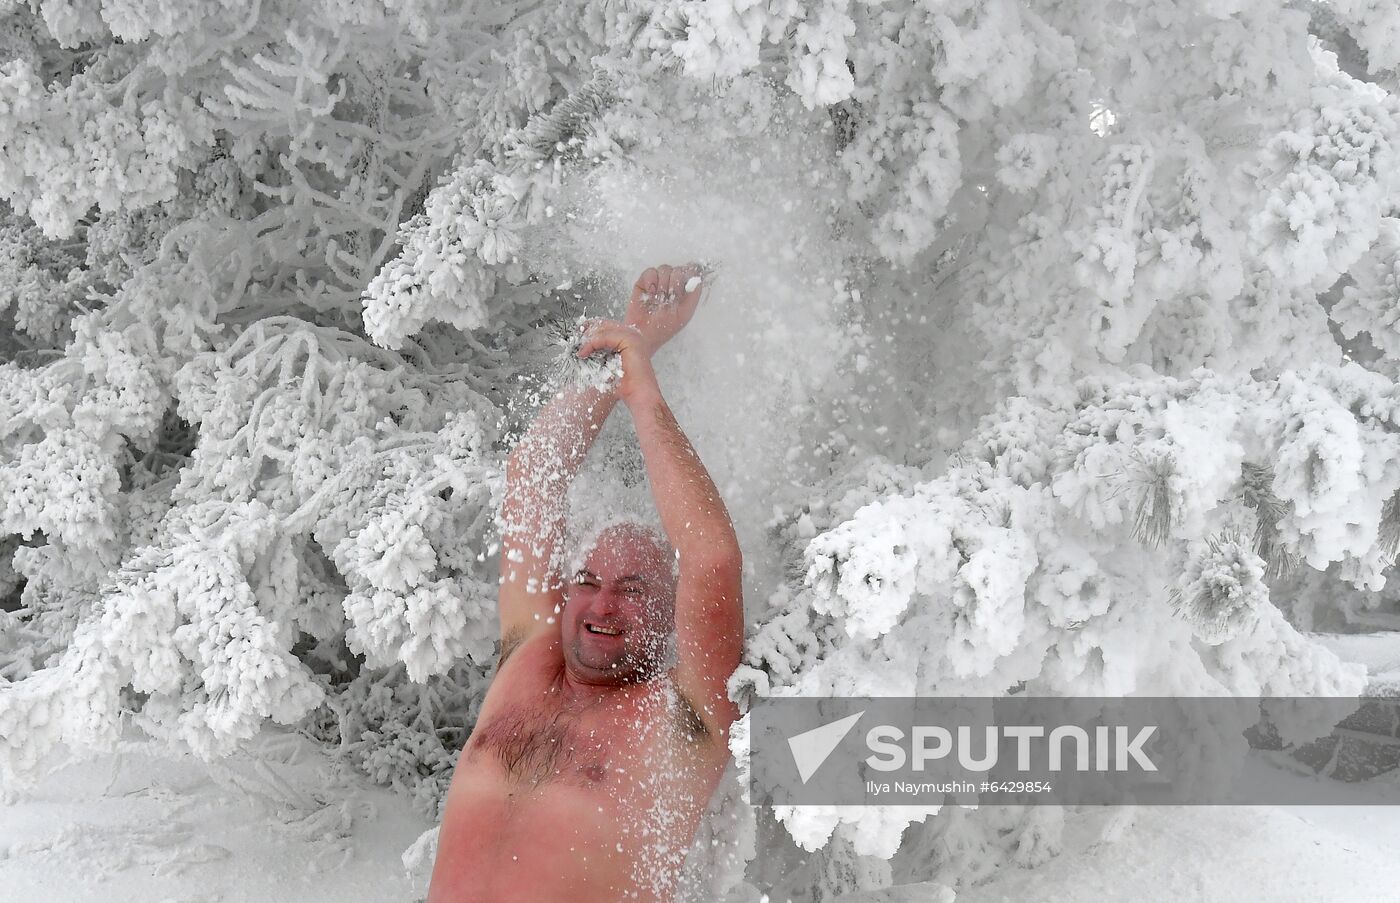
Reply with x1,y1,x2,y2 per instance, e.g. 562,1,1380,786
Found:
576,320,659,405
624,263,704,351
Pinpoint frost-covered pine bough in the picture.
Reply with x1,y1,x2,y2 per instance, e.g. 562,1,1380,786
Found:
1,0,1400,898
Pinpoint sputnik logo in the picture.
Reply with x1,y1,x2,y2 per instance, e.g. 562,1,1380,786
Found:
788,710,864,783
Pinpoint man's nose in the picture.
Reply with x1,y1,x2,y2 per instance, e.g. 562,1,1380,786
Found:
592,592,619,615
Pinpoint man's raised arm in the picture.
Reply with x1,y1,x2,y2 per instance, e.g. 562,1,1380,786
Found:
499,265,704,655
576,266,743,738
499,379,618,652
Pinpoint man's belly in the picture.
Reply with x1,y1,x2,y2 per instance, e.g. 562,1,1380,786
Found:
428,758,695,903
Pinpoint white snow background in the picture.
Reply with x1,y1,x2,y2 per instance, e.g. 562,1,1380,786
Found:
6,0,1400,900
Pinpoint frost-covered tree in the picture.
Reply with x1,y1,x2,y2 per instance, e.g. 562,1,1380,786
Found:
2,0,1400,898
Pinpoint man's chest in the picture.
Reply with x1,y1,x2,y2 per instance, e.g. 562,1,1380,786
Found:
464,669,693,793
433,638,727,901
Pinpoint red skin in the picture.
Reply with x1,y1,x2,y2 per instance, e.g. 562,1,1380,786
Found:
559,524,678,685
429,529,729,902
429,264,742,902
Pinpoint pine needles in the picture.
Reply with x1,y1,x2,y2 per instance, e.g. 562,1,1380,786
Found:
542,315,621,391
506,71,617,165
1129,449,1176,549
1170,531,1267,644
1379,491,1400,566
1240,462,1301,580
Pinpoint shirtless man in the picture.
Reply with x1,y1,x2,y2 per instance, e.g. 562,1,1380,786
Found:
428,264,743,902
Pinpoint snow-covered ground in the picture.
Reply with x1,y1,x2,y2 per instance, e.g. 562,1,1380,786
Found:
4,732,1400,903
0,732,434,903
1312,632,1400,696
954,780,1400,903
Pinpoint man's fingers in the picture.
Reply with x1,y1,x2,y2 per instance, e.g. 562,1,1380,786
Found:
630,262,704,324
576,333,615,359
675,263,704,320
665,266,686,298
631,268,659,306
577,321,639,358
655,264,675,303
679,262,703,294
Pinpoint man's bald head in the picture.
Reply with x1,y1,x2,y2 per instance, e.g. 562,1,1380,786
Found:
559,520,679,686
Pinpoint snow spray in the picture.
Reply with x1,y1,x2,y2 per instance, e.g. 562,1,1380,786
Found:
525,83,856,596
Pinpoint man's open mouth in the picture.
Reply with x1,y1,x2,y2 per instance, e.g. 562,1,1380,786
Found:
585,624,622,636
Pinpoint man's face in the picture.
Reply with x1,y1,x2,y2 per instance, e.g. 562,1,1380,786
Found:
560,523,677,685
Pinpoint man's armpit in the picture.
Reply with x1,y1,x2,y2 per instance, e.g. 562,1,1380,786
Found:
671,686,713,742
497,628,529,670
